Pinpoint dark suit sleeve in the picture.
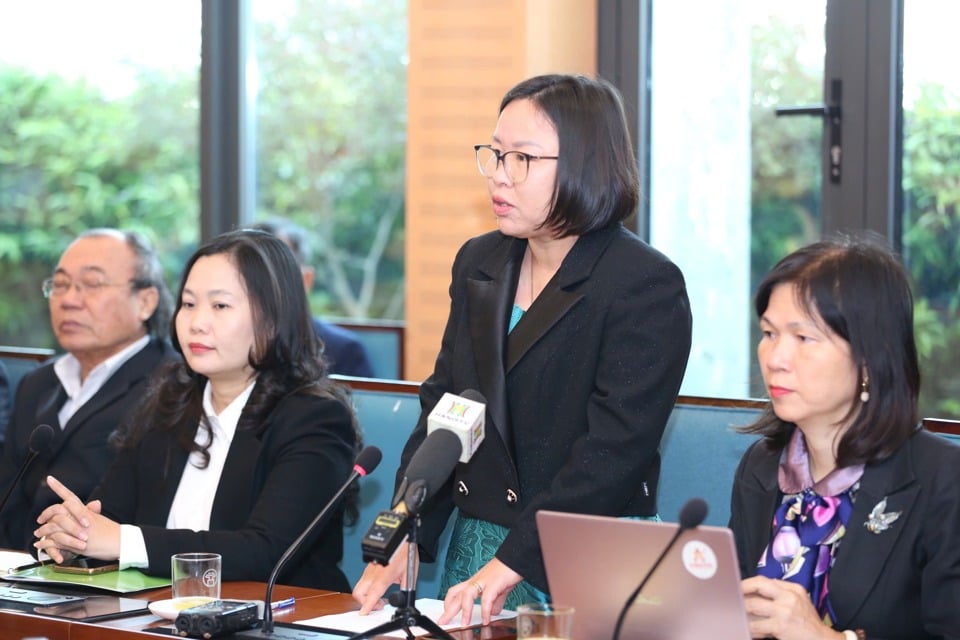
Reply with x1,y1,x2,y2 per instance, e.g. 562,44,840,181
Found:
914,443,960,638
315,321,376,378
0,360,10,448
729,441,761,578
336,338,375,378
99,394,356,584
0,368,52,548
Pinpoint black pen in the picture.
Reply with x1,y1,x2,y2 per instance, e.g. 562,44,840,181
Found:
8,559,53,573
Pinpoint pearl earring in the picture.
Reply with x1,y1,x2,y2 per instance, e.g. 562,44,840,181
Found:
860,378,870,403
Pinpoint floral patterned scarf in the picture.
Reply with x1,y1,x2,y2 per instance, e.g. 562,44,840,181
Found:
756,429,864,626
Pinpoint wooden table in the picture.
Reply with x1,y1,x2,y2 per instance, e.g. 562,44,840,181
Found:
0,582,518,639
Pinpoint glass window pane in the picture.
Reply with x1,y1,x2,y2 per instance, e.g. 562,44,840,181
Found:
251,0,407,322
901,2,960,418
649,2,825,398
0,1,200,348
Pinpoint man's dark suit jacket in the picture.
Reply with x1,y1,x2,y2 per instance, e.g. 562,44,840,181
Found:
313,318,375,378
0,338,177,550
0,360,10,453
93,391,357,591
731,429,960,639
398,224,692,592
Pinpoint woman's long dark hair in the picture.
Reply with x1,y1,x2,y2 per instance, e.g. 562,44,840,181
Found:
743,234,920,467
115,229,361,521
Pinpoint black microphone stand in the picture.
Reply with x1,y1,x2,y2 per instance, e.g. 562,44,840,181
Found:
235,446,382,639
348,486,455,640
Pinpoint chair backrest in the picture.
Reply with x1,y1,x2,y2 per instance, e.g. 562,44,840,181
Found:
335,320,405,380
922,417,960,436
0,346,56,404
657,396,765,527
337,380,769,596
0,345,56,449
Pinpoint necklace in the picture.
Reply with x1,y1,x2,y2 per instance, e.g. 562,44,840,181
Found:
529,256,535,301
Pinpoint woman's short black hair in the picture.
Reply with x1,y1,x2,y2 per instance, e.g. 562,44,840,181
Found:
500,74,640,237
745,233,921,466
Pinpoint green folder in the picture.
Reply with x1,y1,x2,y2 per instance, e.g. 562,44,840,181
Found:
3,564,170,594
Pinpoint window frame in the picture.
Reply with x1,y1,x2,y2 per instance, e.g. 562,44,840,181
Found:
596,0,903,248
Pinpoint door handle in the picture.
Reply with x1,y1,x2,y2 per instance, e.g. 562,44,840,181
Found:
775,79,842,184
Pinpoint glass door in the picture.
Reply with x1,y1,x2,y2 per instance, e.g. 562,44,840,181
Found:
901,2,960,418
644,1,827,399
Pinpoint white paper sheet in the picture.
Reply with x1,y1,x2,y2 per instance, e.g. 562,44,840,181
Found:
299,598,515,638
0,550,37,574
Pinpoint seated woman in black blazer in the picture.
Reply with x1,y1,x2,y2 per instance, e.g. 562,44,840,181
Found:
33,229,359,591
731,235,960,639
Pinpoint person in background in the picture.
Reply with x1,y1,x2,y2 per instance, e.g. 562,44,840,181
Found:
34,229,360,590
251,218,375,378
730,235,960,639
353,73,692,626
0,228,176,551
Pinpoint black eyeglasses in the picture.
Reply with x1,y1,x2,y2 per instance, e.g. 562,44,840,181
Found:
42,276,148,299
474,144,559,184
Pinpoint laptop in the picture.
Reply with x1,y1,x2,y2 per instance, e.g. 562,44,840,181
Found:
537,510,751,640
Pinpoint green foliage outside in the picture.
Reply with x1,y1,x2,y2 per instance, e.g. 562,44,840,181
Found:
0,66,199,349
747,14,824,400
903,85,960,417
253,0,407,320
0,0,406,350
1,6,958,417
749,15,960,417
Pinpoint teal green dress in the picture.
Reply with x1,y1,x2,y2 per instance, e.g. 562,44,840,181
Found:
437,305,548,609
437,305,659,609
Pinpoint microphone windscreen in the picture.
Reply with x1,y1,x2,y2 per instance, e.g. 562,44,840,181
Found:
459,388,487,404
404,429,462,497
354,446,383,477
28,424,55,455
678,497,708,530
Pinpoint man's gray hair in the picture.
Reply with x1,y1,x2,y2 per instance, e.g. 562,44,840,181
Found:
77,228,173,339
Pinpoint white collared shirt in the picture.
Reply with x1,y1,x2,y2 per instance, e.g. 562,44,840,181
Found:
119,379,256,569
54,335,150,428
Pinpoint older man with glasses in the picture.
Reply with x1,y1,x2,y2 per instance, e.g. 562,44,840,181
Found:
0,228,178,552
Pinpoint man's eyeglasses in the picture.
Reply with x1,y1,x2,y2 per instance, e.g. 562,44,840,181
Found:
474,144,559,184
42,276,142,299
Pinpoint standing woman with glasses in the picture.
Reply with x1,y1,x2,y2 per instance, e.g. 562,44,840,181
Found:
354,74,692,625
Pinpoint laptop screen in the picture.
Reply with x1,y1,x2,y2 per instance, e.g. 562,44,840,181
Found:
537,510,751,640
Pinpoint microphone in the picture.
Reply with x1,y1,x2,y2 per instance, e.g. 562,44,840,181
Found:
611,498,708,640
361,429,461,565
425,389,485,463
360,390,486,567
0,424,55,518
239,445,382,636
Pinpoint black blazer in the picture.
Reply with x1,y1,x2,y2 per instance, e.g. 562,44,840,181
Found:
94,390,357,591
399,225,692,591
0,338,177,550
0,359,10,451
730,429,960,639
